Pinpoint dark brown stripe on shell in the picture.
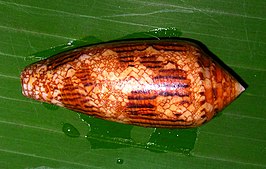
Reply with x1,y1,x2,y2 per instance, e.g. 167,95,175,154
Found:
47,52,81,70
128,118,194,127
60,93,80,97
127,103,155,108
61,97,81,102
154,75,186,80
140,61,162,64
119,55,134,59
126,110,157,116
155,83,189,88
158,69,187,78
131,90,155,94
61,87,78,92
158,91,190,97
83,82,94,86
153,78,190,86
111,45,148,53
128,95,157,100
140,55,157,60
152,44,188,51
119,59,134,63
119,55,135,62
128,90,157,100
146,65,162,68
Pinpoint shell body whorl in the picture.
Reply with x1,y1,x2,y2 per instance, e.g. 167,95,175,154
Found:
21,40,244,128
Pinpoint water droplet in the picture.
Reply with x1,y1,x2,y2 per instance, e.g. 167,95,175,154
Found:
116,158,124,164
23,55,34,61
148,27,182,38
42,102,59,110
62,123,80,138
146,142,155,146
24,55,44,62
67,40,74,46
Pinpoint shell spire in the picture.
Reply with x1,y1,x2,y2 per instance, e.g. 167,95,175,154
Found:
21,39,245,128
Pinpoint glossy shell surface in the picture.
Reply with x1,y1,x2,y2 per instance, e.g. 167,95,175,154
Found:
21,40,245,128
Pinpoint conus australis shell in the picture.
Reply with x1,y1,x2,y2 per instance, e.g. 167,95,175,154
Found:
21,39,245,128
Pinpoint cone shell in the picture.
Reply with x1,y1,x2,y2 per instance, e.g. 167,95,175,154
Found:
21,39,245,128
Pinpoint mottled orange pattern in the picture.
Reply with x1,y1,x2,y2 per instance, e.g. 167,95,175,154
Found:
21,40,244,128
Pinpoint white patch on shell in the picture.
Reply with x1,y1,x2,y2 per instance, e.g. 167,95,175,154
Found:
23,84,27,90
23,90,28,96
79,54,91,61
27,83,33,91
52,89,61,98
28,77,37,91
42,93,48,100
36,65,47,73
163,62,176,69
102,49,117,57
66,68,76,77
51,99,63,106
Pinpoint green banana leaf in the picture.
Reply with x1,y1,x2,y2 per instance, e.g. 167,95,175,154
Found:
0,0,265,168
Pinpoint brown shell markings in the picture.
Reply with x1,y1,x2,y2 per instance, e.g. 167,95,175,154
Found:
20,39,245,128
